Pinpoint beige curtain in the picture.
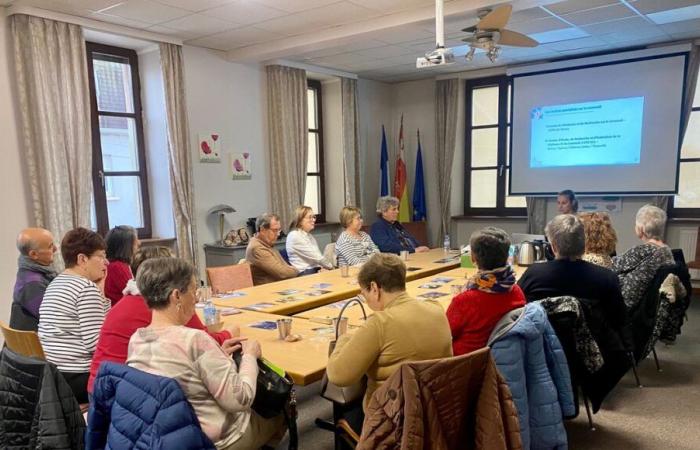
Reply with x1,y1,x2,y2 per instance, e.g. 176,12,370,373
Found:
341,77,361,208
160,43,198,267
11,14,92,263
435,79,459,242
266,65,308,229
526,197,547,234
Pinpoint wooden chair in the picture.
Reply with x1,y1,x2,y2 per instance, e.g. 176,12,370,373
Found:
0,321,45,359
206,263,253,294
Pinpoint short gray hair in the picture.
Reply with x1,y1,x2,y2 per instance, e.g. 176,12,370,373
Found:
545,214,585,260
256,213,280,232
376,196,399,215
16,234,35,255
136,258,196,310
635,204,666,240
470,227,511,270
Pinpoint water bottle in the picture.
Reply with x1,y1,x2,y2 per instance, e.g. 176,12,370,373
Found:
507,245,515,266
203,299,217,326
443,234,451,254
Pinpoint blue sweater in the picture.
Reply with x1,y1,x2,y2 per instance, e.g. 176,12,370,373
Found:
369,217,419,254
488,303,575,450
86,362,215,450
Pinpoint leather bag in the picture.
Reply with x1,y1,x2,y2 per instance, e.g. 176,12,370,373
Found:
320,297,368,404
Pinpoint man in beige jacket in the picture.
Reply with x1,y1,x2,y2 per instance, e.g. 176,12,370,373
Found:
245,213,298,285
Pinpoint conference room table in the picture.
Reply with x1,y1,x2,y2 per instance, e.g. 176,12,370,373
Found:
294,265,528,326
210,248,460,316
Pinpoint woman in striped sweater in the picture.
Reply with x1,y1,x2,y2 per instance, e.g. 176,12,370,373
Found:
335,206,380,266
39,227,111,404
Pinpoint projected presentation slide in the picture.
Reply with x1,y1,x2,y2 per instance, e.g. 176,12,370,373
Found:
530,96,644,168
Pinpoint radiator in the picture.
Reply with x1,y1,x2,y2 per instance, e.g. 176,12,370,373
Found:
679,228,699,281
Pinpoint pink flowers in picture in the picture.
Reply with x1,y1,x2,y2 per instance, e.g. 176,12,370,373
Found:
230,152,251,179
198,133,221,163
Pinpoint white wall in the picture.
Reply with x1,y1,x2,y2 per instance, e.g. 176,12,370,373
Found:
139,48,175,240
0,10,31,338
182,46,270,276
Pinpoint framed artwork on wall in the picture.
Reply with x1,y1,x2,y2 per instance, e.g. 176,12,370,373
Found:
230,152,251,179
198,133,221,163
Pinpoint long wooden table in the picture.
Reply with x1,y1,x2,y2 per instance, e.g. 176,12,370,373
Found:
295,266,528,326
201,309,336,385
211,248,460,315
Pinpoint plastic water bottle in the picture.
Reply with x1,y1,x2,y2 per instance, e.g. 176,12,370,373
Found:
507,245,515,266
443,234,451,254
203,299,217,326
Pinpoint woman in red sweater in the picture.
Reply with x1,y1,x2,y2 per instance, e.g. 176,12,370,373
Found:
87,246,240,393
104,225,140,305
447,227,526,356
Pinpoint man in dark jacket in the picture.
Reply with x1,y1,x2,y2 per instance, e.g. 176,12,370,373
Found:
10,227,57,331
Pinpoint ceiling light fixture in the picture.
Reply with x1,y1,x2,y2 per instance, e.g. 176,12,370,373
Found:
487,46,501,63
465,47,475,61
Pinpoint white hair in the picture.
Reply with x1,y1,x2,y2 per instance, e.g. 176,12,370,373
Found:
635,205,666,240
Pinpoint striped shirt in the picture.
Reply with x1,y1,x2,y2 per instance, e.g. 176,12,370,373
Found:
335,231,380,266
39,273,110,372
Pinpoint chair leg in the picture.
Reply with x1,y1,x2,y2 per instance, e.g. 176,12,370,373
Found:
652,347,662,372
582,391,596,431
628,351,642,387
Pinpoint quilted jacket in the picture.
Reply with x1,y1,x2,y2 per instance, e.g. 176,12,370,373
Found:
359,348,522,450
0,347,85,450
86,362,215,450
487,303,575,450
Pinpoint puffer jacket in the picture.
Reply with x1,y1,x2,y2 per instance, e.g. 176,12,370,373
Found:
0,346,85,450
359,348,522,450
86,362,215,450
487,303,575,450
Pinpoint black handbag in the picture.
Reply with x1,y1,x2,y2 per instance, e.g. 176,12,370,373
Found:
233,353,298,449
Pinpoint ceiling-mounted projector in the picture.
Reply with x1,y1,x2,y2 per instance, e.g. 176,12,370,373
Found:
416,47,454,68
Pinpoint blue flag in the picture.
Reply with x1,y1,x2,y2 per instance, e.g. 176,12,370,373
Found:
380,125,389,196
412,130,426,221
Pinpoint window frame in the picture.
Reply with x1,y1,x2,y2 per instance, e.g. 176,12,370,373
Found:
463,75,526,217
86,42,152,238
669,102,700,219
307,79,327,223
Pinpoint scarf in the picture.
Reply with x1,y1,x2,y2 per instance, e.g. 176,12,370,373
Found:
466,265,516,294
17,255,57,279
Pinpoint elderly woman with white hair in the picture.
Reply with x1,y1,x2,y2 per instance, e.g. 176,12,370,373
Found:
612,204,675,310
369,196,429,254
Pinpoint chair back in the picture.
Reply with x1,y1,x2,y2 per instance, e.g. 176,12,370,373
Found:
0,322,45,359
323,243,337,268
279,248,290,264
400,221,428,247
206,264,253,294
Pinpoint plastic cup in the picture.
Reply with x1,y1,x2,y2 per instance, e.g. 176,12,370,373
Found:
277,318,292,340
400,250,409,261
333,317,349,336
340,265,350,277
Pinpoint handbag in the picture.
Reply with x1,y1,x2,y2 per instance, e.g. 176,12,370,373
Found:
320,296,368,404
233,354,298,449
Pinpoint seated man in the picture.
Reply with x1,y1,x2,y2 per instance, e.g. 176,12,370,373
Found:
245,213,298,285
11,227,57,331
518,214,626,329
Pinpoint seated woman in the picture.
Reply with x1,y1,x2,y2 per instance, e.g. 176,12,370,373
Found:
286,205,334,274
87,247,239,394
335,206,379,266
326,253,453,410
579,211,617,269
518,214,626,329
104,225,140,305
612,204,674,310
38,227,111,404
370,196,429,254
127,258,285,450
447,227,526,356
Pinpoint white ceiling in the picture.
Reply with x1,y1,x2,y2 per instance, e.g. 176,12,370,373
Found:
5,0,700,82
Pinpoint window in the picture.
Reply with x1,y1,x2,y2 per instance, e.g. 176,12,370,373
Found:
305,80,326,223
86,42,151,237
464,76,526,216
670,76,700,218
